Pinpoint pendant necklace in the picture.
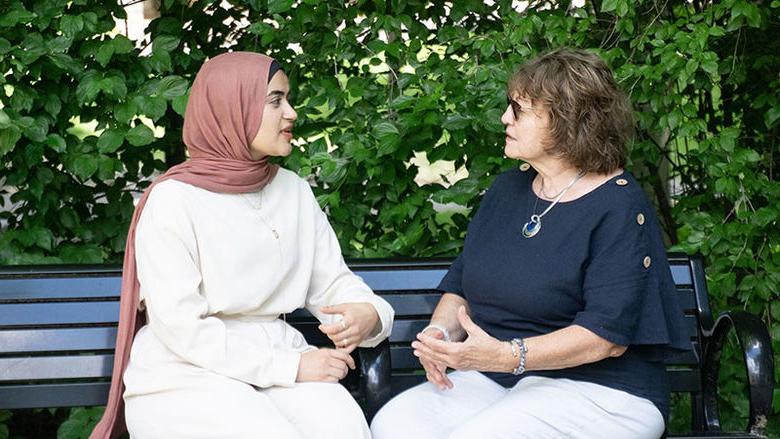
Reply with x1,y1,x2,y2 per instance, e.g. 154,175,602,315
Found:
522,170,586,238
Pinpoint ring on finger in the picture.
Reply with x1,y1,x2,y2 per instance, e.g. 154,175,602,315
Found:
342,337,349,347
340,320,347,330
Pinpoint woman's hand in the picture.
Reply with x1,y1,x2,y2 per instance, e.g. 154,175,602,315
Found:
413,306,513,373
418,327,453,390
318,303,380,353
296,349,356,383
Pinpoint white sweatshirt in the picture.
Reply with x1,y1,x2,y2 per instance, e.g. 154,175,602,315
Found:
130,168,394,389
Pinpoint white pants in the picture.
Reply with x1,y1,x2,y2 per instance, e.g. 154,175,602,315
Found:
370,371,665,439
124,324,370,438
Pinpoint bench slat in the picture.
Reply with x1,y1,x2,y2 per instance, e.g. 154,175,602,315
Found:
0,292,694,330
0,301,119,326
0,327,118,353
669,264,692,286
0,383,110,409
0,354,113,380
0,277,121,301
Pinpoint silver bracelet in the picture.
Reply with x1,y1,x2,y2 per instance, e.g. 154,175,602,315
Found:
509,338,527,375
421,324,452,342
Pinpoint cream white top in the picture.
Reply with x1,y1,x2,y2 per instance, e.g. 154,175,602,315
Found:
133,168,394,388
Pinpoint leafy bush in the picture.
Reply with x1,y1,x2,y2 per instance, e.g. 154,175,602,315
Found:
0,0,777,436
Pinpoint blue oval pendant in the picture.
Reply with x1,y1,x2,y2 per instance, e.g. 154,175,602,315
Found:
522,219,541,238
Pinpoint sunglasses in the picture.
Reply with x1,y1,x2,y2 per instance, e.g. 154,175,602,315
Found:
506,96,534,120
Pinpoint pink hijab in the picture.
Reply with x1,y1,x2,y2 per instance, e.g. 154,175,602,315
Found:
90,52,280,439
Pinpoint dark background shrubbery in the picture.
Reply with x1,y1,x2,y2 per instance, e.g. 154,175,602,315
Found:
0,0,778,437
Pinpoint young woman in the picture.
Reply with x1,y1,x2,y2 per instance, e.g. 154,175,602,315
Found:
90,52,394,439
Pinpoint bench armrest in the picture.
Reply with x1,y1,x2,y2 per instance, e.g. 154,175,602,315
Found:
357,339,392,422
701,310,774,436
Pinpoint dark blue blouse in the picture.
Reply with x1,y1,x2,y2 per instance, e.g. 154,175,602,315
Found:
437,167,690,421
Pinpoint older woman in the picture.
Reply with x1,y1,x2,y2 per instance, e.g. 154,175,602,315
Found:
370,48,688,439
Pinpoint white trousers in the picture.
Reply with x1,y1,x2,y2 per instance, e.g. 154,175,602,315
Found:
370,371,665,439
124,324,370,438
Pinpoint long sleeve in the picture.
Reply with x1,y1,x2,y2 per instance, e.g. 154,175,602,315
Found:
135,185,300,388
304,198,394,347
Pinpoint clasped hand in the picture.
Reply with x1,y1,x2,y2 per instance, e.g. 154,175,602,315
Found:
412,306,507,389
296,303,379,383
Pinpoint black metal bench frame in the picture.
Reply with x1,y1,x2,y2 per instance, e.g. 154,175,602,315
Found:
0,254,774,437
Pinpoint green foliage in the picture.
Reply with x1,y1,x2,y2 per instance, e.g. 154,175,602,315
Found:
0,0,778,436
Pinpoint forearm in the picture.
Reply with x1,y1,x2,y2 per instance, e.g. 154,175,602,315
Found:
519,325,627,372
429,293,469,342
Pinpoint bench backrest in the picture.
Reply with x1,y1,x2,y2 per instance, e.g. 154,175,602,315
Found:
0,254,707,411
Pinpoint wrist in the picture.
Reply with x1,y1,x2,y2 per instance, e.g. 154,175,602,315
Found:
508,338,528,375
422,323,452,342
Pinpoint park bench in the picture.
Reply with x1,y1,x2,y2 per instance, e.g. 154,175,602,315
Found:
0,254,774,437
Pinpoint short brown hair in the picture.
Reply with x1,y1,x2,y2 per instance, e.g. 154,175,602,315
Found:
508,48,634,174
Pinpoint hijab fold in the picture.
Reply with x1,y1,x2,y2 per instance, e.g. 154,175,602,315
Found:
90,52,279,439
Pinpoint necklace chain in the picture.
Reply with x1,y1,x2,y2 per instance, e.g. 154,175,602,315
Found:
522,170,586,238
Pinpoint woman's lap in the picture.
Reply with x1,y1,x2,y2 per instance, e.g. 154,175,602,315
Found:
371,372,664,439
125,371,369,439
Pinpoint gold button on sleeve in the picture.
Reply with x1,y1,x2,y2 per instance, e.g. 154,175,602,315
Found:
637,213,645,225
643,256,652,268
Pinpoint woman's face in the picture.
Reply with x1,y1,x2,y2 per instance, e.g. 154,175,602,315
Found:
249,71,297,160
500,94,550,162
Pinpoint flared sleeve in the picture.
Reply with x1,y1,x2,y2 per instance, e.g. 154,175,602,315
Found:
136,184,301,388
573,199,690,358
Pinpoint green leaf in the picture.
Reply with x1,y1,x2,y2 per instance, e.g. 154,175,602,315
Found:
0,6,37,27
59,15,84,37
134,96,166,121
0,128,21,158
46,36,73,53
0,110,11,129
44,95,62,117
97,129,124,153
149,48,173,72
33,228,54,251
125,124,155,146
80,12,98,33
0,37,11,54
268,0,294,14
57,418,86,439
112,35,134,54
765,107,780,128
600,0,618,12
114,100,138,124
152,35,180,52
100,76,128,99
372,121,399,138
172,93,189,116
95,41,115,67
156,75,189,99
23,118,48,142
443,114,471,130
47,53,82,74
45,134,67,152
59,208,79,229
69,154,99,180
76,71,102,104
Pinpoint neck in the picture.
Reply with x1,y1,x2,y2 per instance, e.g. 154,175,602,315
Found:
532,160,582,200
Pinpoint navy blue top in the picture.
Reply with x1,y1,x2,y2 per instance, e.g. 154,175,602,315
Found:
437,167,690,421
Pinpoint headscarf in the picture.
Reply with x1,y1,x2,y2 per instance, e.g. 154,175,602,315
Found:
90,52,281,439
